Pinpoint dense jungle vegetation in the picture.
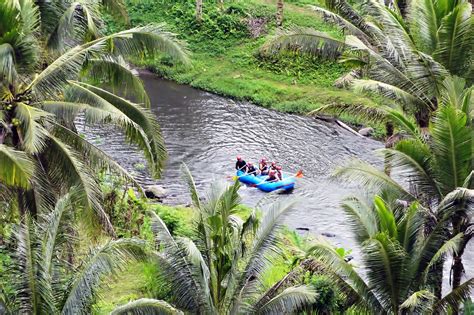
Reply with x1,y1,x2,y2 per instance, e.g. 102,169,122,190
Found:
0,0,473,314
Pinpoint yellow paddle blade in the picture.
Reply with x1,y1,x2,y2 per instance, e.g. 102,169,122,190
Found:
232,176,238,181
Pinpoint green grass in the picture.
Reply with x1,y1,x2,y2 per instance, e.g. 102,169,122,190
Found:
110,0,381,129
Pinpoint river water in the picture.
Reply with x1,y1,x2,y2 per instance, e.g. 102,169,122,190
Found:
80,71,473,292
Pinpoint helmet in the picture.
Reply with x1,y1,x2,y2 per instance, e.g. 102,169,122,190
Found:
237,156,242,161
271,161,276,166
260,158,266,163
247,162,253,166
276,166,282,170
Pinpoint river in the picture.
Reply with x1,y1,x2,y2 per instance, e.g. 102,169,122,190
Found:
80,71,473,293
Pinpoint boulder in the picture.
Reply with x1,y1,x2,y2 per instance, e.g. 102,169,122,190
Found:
358,127,374,137
145,185,167,199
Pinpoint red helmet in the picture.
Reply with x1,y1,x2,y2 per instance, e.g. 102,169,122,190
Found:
260,158,266,163
247,162,253,166
237,156,242,161
276,166,282,170
271,161,276,166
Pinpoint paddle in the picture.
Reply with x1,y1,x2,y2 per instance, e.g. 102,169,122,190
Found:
229,163,250,180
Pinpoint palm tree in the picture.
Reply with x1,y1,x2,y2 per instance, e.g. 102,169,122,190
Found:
196,0,203,22
333,101,473,296
112,166,317,314
307,195,474,314
276,0,284,27
0,192,147,314
0,0,189,233
260,0,473,128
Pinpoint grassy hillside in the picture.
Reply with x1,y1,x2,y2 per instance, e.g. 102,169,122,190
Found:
108,0,379,127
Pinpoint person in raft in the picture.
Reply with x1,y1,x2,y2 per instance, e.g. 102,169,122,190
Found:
259,158,269,175
236,156,247,172
275,165,283,181
246,162,258,176
269,161,277,171
266,170,279,182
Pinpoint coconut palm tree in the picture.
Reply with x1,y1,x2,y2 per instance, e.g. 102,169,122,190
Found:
0,192,147,314
34,0,130,54
260,0,473,128
196,0,203,22
276,0,284,27
333,101,474,296
112,166,317,314
0,0,189,233
307,195,474,314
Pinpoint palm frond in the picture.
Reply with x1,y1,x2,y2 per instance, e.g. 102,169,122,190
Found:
66,81,167,178
61,239,147,314
431,105,472,193
47,1,101,52
50,122,144,194
14,102,53,154
333,159,413,199
341,196,379,243
400,290,435,313
148,211,208,312
0,144,34,188
228,199,296,313
180,163,201,209
379,139,442,199
385,109,420,138
0,43,17,85
255,285,317,314
351,79,428,110
40,191,73,279
111,298,182,315
307,238,382,311
323,0,373,38
409,0,440,54
433,278,474,313
309,102,390,125
422,232,463,280
14,216,57,314
29,25,189,99
309,5,370,41
436,188,474,222
260,27,346,60
433,3,473,76
83,56,150,106
45,135,114,235
362,233,405,311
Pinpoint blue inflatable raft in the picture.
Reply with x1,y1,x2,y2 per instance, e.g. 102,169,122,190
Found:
236,170,295,192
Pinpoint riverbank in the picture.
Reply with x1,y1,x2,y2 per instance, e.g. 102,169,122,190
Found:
109,0,383,135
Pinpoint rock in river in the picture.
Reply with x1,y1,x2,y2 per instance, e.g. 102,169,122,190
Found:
145,185,167,200
358,127,374,137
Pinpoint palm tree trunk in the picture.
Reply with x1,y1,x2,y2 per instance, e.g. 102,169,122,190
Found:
398,0,409,17
217,0,224,10
196,0,203,23
276,0,284,27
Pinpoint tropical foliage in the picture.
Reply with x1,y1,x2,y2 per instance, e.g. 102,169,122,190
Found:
334,98,474,299
0,192,146,314
261,0,473,128
0,0,188,232
308,195,474,314
113,166,317,314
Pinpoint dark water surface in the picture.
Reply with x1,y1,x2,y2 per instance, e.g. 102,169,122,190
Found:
80,71,473,292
